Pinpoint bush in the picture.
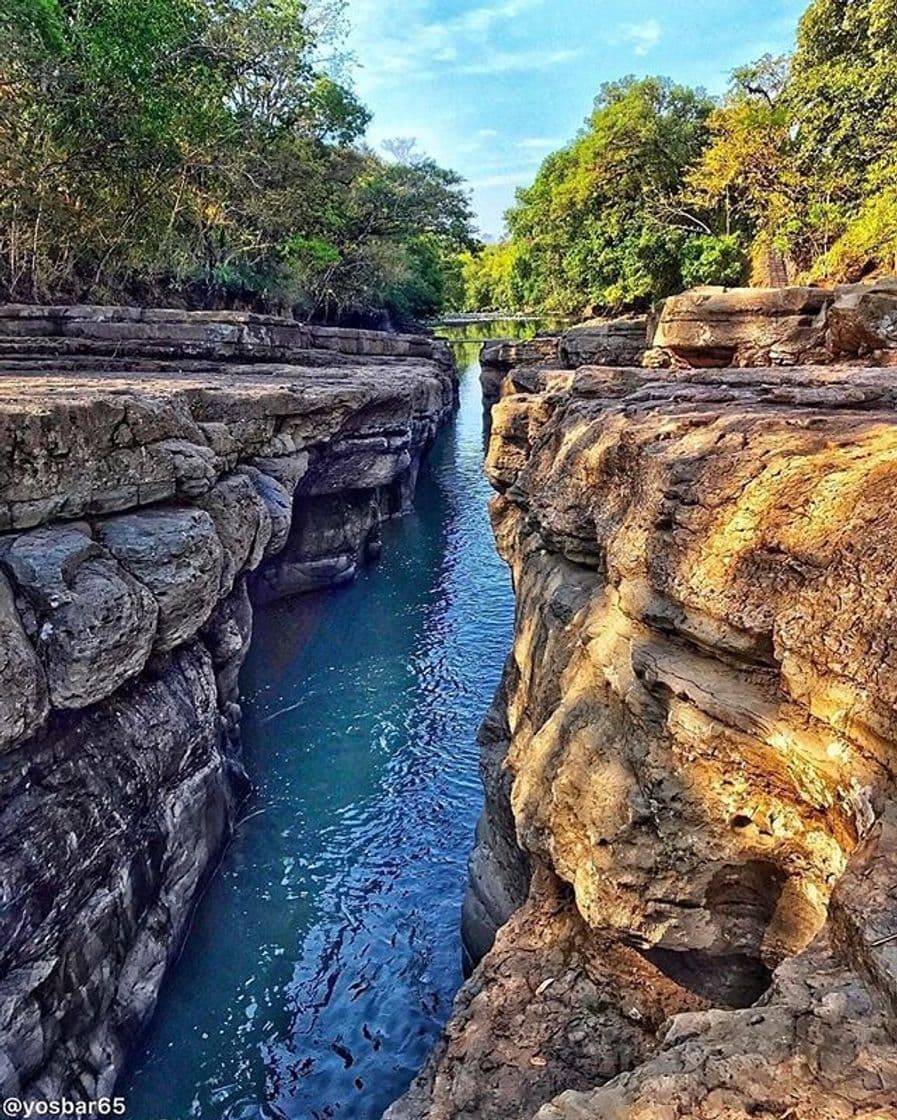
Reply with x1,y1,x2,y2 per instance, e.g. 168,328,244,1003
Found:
680,234,748,287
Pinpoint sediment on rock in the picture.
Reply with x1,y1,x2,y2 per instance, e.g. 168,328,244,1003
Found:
536,810,897,1119
394,286,897,1119
388,868,709,1120
0,305,456,1100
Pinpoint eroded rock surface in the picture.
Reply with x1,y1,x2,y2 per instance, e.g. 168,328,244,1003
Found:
392,347,897,1119
480,319,648,408
558,318,647,369
648,279,897,368
388,869,708,1120
0,525,158,708
0,642,234,1102
0,304,450,370
537,809,897,1119
0,306,456,1100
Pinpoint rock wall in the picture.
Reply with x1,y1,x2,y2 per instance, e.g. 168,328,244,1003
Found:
479,318,648,408
647,280,897,368
558,318,648,370
0,306,456,1101
390,307,897,1117
0,304,449,370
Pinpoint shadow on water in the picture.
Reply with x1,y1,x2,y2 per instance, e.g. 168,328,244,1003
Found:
121,321,546,1120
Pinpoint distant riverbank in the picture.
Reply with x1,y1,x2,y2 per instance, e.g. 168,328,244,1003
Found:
434,312,574,328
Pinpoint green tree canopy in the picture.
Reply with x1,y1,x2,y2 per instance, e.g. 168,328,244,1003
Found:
461,0,897,314
0,0,474,320
503,77,715,312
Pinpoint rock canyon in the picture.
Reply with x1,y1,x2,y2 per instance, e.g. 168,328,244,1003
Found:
3,286,897,1120
390,283,897,1120
0,305,455,1100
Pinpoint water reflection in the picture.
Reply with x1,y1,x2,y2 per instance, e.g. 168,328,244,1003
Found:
121,323,542,1120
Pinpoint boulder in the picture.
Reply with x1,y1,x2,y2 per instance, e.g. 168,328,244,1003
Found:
827,277,897,357
649,286,833,367
95,508,224,651
196,473,273,591
0,526,158,709
234,466,293,556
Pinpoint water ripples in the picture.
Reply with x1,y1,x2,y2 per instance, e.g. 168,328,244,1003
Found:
122,338,515,1120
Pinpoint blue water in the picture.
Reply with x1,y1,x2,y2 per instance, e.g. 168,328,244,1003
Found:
121,332,517,1119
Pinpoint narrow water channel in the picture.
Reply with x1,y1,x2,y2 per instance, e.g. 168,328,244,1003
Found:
121,325,545,1119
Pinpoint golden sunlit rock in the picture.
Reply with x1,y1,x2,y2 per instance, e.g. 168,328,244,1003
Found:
392,340,897,1119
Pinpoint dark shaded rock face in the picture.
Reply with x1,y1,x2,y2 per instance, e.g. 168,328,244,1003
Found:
0,305,456,1100
480,337,562,403
558,318,648,369
0,640,236,1100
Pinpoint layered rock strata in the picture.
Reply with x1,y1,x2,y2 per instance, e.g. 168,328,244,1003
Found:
390,355,897,1119
0,307,455,1100
480,318,648,408
0,303,448,370
480,336,562,409
558,318,648,370
647,279,897,368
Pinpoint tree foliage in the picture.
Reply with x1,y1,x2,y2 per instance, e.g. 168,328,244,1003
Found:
463,0,897,313
500,77,716,313
0,0,475,320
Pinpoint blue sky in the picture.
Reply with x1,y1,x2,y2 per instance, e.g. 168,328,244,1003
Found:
346,0,807,237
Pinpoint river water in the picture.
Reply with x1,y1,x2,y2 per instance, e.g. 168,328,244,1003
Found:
121,323,548,1119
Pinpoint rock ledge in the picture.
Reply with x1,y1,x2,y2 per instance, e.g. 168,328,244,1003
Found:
390,344,897,1118
0,306,456,1100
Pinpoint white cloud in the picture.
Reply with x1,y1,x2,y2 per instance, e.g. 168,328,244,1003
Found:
456,0,545,34
615,19,662,56
470,171,537,188
348,0,554,90
460,47,581,75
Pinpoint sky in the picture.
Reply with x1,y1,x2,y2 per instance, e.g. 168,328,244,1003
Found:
345,0,807,238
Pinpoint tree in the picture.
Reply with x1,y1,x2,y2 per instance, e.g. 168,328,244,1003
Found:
0,0,475,319
462,0,897,315
787,0,897,278
474,77,715,313
684,55,798,279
